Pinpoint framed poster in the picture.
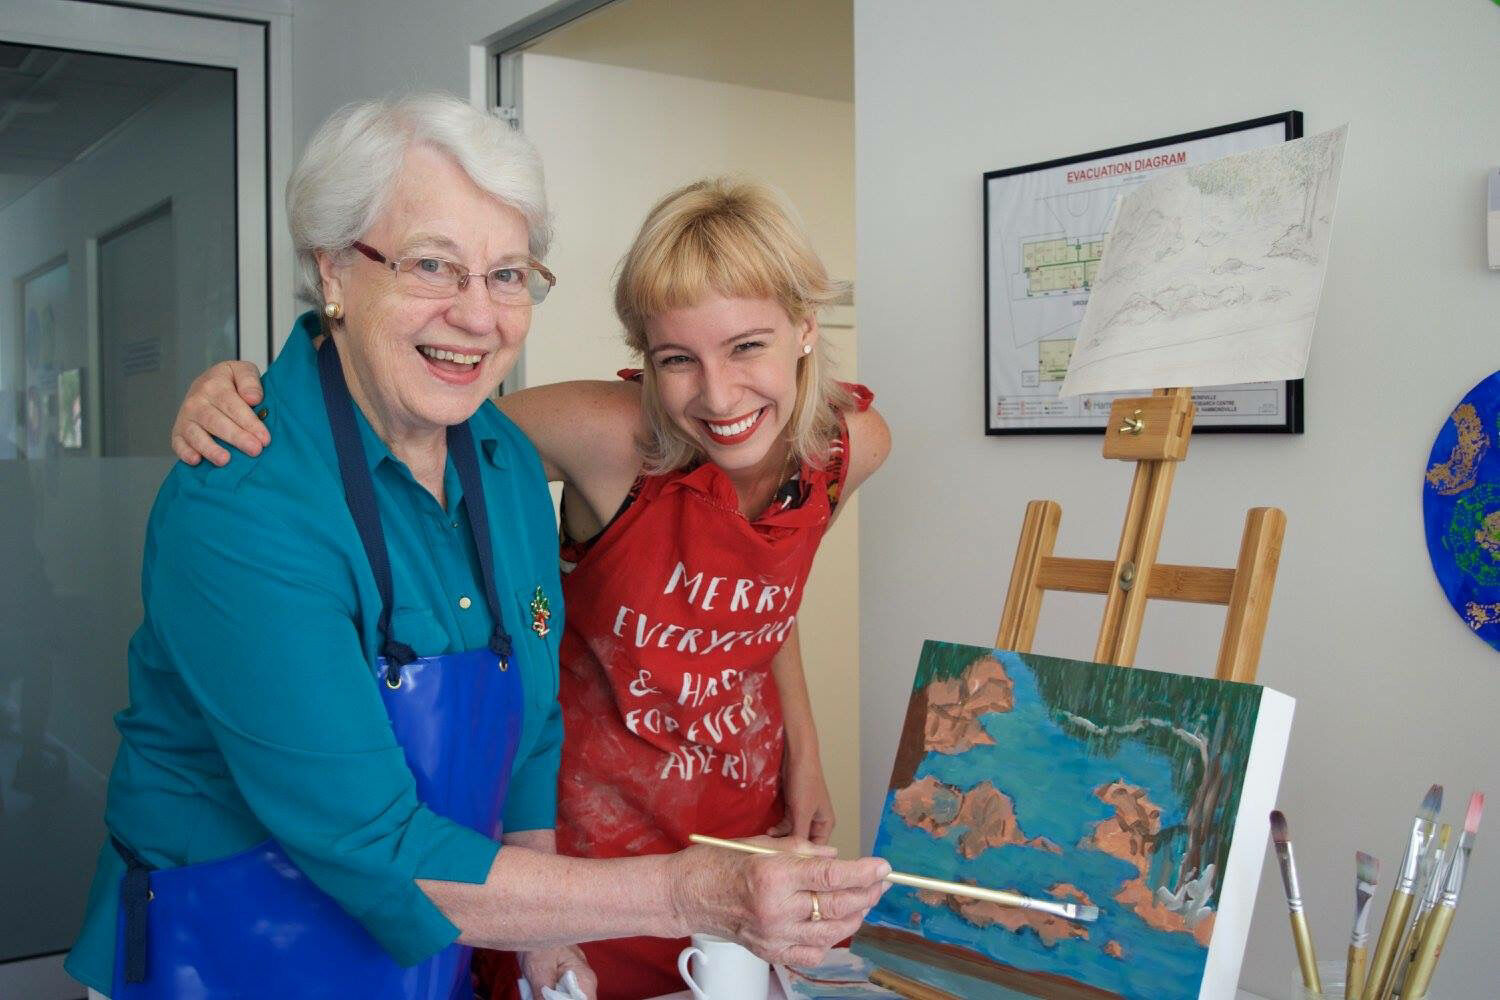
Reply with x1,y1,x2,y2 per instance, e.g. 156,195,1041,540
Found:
984,112,1305,435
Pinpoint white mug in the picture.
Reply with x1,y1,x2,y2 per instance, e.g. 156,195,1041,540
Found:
676,933,769,1000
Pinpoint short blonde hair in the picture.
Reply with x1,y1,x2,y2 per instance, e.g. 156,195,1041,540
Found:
615,178,853,473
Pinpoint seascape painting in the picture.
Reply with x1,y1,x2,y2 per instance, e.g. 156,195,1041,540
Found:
852,641,1293,1000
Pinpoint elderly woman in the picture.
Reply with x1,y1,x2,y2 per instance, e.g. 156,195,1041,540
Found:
66,94,888,1000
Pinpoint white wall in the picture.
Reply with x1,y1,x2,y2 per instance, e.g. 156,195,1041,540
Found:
286,0,547,152
856,1,1500,997
520,52,863,860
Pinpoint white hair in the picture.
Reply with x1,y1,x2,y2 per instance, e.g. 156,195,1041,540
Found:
287,92,552,307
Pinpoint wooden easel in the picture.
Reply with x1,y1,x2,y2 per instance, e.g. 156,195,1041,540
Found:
866,387,1286,999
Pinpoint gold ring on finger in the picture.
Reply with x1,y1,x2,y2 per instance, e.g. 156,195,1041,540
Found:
809,892,822,922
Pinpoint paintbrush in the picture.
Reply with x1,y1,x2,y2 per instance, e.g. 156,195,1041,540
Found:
1361,784,1442,1000
1270,811,1322,996
1387,825,1449,1000
687,833,1100,923
1345,851,1379,1000
1403,793,1483,1000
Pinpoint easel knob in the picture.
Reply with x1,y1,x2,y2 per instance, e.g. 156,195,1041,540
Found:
1102,391,1194,462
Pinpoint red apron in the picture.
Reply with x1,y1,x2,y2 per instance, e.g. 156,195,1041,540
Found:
480,380,869,1000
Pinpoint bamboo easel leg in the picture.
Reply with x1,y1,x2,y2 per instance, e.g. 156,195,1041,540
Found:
1214,507,1286,683
1094,456,1179,667
995,500,1060,652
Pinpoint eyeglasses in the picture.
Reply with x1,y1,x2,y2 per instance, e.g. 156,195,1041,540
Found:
351,241,556,305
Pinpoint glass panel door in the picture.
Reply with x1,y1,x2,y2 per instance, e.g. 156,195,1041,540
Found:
0,4,269,994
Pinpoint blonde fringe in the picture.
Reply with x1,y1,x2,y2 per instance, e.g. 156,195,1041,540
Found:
614,177,853,473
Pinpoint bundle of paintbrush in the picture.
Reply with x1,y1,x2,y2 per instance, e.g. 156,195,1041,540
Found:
1267,787,1484,1000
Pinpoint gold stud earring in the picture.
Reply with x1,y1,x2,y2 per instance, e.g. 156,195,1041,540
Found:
323,301,343,320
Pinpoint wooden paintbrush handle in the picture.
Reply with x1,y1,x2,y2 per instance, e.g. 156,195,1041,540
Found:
1362,890,1413,1000
1345,945,1366,1000
1290,911,1322,994
1404,904,1455,1000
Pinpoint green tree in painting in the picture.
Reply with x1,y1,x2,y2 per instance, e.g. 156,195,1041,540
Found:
1026,653,1262,911
912,641,995,691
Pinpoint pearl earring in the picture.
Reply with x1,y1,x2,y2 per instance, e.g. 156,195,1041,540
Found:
802,344,812,356
323,301,343,320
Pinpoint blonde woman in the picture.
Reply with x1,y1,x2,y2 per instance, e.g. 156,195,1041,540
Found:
171,178,890,998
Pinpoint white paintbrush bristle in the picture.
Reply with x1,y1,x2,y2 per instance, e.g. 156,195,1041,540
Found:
1356,850,1379,887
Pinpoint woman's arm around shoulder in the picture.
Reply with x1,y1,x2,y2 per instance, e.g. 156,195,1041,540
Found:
497,379,645,490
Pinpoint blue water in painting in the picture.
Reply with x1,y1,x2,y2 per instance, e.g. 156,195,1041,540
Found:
860,653,1210,1000
1423,370,1500,652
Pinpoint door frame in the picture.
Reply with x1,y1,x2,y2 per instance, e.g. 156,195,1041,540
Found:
5,0,293,367
0,4,287,991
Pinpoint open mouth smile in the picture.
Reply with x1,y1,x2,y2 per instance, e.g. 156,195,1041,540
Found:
701,406,767,445
418,344,487,385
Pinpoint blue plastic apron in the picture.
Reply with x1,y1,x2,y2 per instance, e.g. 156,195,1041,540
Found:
108,338,525,999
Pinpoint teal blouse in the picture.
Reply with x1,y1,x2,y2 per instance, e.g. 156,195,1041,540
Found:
66,313,564,991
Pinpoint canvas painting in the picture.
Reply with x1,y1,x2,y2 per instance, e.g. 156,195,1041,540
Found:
1422,369,1500,652
776,951,900,999
852,641,1294,1000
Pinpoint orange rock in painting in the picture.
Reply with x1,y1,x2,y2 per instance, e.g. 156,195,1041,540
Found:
953,782,1030,859
1081,780,1163,877
1082,780,1215,944
1112,877,1216,943
916,888,1089,948
892,776,1058,859
924,655,1014,754
1103,940,1125,959
1047,883,1095,906
892,775,964,835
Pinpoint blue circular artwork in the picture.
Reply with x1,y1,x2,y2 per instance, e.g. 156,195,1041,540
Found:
1424,371,1500,650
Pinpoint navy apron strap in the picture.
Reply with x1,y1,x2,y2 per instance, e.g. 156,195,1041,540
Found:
317,339,418,683
447,421,512,662
317,337,510,675
111,836,154,984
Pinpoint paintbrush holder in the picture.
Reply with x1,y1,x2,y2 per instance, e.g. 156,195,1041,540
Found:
1286,961,1436,1000
1287,961,1345,999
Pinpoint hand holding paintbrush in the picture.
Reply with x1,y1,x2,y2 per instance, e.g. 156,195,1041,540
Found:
688,834,1099,923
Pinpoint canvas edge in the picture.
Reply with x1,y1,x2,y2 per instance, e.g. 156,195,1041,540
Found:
1199,686,1297,999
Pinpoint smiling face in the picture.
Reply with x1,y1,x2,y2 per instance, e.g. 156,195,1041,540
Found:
646,294,816,478
318,143,532,446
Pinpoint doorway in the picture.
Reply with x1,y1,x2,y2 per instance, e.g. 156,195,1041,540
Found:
490,0,862,860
